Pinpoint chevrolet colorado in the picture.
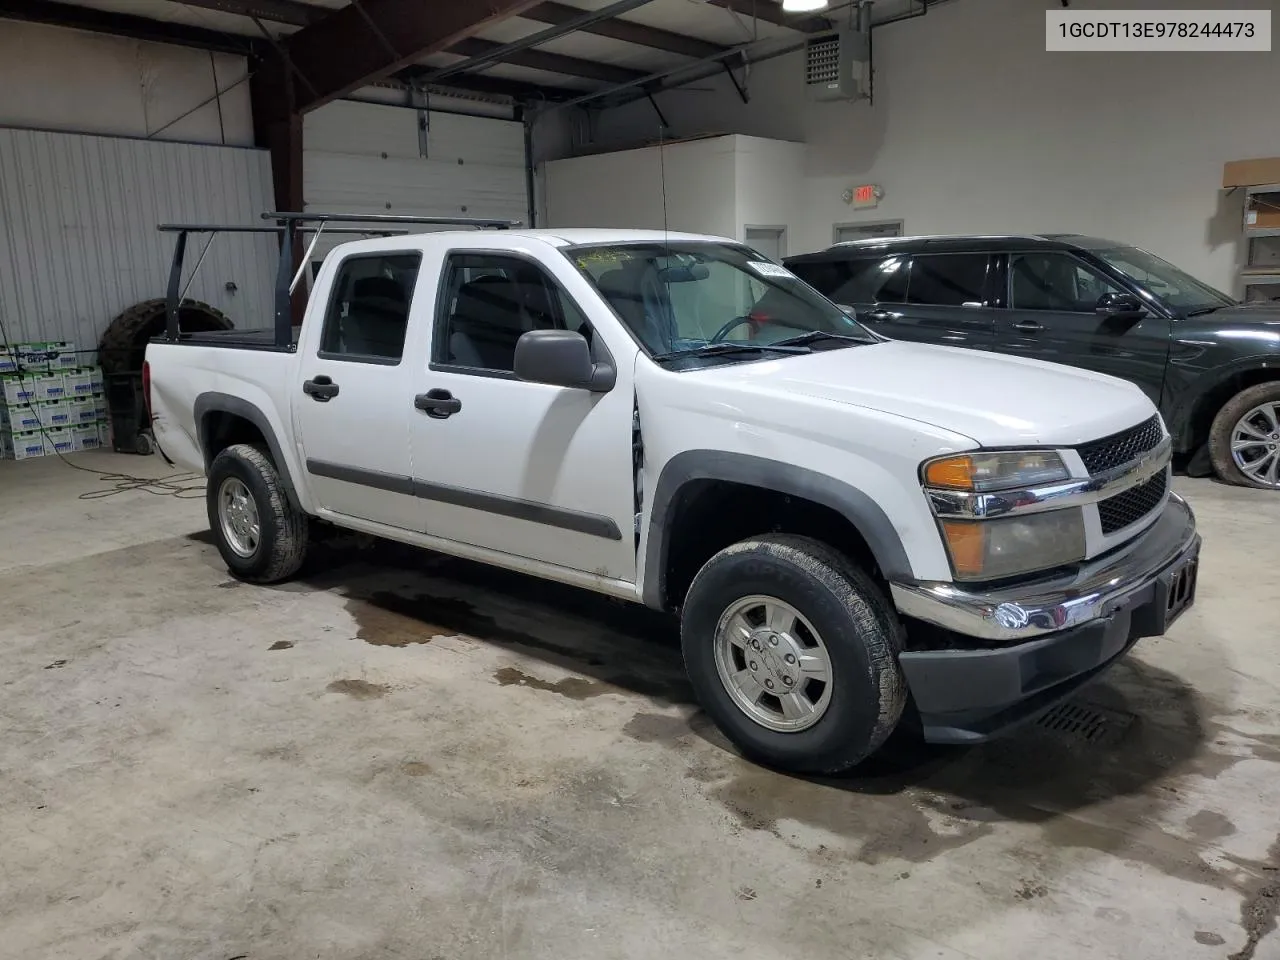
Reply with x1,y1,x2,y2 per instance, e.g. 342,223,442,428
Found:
146,219,1201,773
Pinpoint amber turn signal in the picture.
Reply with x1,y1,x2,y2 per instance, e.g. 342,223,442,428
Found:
940,520,985,577
925,456,975,490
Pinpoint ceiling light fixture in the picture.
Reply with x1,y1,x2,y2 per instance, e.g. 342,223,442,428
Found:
782,0,830,11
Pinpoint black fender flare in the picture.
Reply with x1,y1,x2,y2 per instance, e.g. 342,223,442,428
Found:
193,392,303,512
641,450,914,610
1165,356,1280,453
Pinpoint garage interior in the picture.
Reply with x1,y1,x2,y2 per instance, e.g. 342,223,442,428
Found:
2,1,1279,958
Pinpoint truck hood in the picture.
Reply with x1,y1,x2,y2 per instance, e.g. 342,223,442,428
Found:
691,340,1156,447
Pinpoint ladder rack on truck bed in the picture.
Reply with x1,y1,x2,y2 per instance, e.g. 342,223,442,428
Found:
157,211,523,350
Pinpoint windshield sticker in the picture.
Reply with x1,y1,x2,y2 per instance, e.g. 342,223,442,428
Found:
575,249,639,271
747,261,796,280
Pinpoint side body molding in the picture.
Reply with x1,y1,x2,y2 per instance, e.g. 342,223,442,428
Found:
641,450,914,610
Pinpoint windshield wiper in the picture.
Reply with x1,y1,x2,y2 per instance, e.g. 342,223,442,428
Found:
771,330,870,348
651,342,811,362
1185,305,1226,317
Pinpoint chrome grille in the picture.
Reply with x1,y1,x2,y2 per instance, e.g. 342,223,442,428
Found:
1076,416,1163,476
1099,470,1168,534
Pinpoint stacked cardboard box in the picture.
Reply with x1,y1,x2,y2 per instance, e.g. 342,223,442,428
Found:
0,341,108,459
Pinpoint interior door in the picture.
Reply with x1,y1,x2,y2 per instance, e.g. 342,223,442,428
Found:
408,250,637,581
995,251,1172,404
861,252,997,349
834,220,904,244
294,250,424,531
745,227,787,262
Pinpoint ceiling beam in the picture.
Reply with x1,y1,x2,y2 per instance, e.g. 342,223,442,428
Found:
704,0,830,32
167,0,317,26
420,0,654,83
394,67,580,102
524,1,726,59
446,36,645,85
0,0,260,54
273,0,546,114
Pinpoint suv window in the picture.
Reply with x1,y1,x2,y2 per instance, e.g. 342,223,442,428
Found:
435,253,583,373
791,255,909,305
1010,252,1123,312
319,252,421,363
906,254,989,307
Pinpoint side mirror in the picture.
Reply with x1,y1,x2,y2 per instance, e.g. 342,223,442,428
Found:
1096,291,1146,320
514,330,616,393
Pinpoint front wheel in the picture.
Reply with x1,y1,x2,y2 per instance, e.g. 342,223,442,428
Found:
1208,382,1280,489
207,443,308,583
680,534,907,774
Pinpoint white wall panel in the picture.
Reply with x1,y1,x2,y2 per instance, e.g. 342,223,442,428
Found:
0,128,276,350
0,20,253,146
542,136,738,238
304,100,529,254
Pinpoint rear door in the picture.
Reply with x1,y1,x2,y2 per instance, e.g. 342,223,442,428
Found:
994,250,1171,404
293,249,424,531
881,252,998,348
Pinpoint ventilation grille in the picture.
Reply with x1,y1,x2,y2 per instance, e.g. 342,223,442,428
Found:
805,36,841,86
1099,470,1168,534
1035,700,1136,747
1076,415,1163,475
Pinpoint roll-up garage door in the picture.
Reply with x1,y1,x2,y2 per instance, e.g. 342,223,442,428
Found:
303,99,529,258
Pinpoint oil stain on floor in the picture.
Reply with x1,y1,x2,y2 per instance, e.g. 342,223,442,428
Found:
326,679,389,700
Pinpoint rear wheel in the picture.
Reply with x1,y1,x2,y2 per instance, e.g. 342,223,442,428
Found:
680,534,907,774
1208,382,1280,489
207,443,308,583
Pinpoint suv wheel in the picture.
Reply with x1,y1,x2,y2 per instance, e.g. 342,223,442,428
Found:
680,534,907,774
207,443,308,583
1208,382,1280,489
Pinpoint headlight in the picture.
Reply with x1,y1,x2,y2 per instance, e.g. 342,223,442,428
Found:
923,451,1070,492
940,509,1086,580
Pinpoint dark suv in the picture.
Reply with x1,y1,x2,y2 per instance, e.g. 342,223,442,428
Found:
786,234,1280,490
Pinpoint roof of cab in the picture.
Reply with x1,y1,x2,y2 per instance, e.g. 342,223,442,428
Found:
327,228,739,255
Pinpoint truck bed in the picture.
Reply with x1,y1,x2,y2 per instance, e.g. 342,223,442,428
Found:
151,327,300,352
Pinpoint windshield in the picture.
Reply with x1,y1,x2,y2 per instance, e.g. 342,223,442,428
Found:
1094,245,1235,313
567,241,872,361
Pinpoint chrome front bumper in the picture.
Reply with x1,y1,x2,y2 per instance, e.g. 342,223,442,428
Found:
891,494,1200,643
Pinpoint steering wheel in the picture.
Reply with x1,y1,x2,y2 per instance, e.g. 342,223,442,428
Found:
710,314,767,343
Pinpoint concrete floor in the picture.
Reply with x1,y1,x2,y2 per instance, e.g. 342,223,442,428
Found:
0,451,1277,960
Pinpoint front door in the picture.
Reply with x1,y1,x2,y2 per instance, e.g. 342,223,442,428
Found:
294,250,424,532
408,250,637,581
994,251,1171,404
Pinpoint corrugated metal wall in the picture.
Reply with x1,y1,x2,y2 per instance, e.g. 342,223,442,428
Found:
0,127,276,352
303,100,528,258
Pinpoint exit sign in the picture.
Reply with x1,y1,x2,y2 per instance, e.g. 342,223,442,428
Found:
851,183,882,209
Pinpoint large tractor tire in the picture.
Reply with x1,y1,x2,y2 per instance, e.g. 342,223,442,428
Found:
99,298,232,375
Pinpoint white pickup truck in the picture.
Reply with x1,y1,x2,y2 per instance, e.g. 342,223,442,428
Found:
147,218,1201,774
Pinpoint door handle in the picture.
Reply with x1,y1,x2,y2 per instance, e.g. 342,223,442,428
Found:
302,375,340,401
863,309,902,323
1013,320,1045,334
415,388,462,419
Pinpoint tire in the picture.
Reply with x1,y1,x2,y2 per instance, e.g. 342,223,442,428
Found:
680,534,907,775
1208,381,1280,489
206,443,308,583
99,298,232,376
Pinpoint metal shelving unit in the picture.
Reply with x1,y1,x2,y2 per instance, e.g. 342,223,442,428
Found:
1242,183,1280,299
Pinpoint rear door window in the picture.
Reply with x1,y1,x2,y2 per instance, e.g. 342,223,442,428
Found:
906,254,990,307
318,252,422,363
791,255,909,305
